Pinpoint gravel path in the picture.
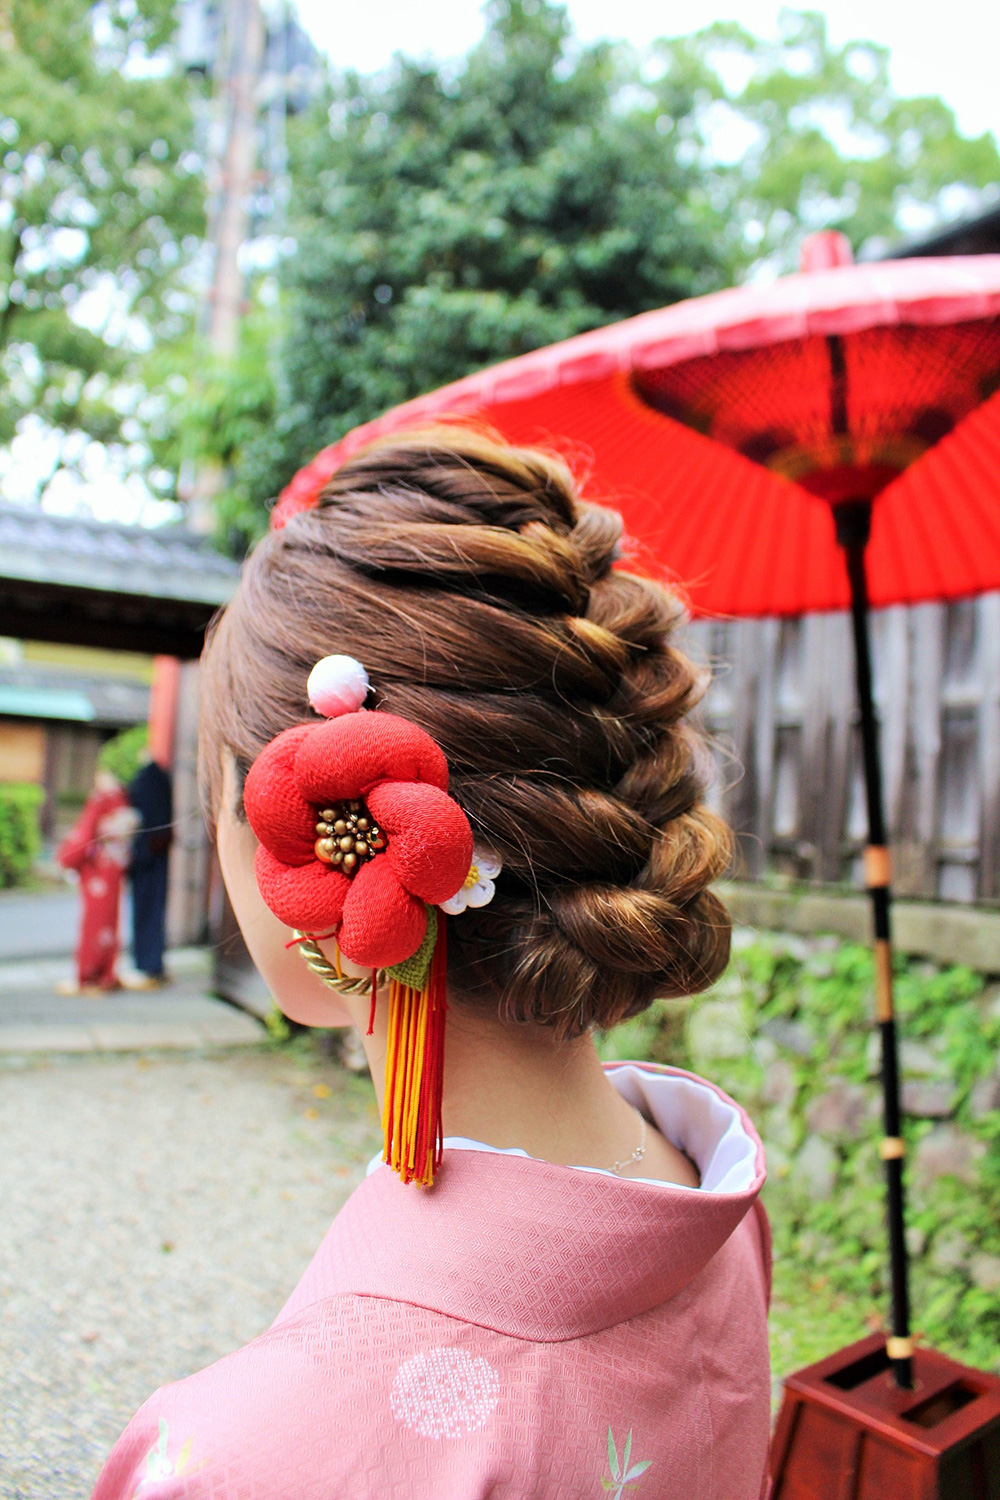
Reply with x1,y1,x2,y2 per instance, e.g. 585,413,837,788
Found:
0,1045,382,1499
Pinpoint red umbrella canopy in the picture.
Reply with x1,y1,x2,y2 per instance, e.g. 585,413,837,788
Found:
273,253,1000,617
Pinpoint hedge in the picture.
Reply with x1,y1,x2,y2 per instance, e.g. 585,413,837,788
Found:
0,782,44,888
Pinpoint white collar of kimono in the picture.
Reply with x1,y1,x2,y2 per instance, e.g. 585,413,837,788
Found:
367,1062,758,1195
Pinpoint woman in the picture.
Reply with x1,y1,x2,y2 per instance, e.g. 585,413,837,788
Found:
57,769,137,995
94,430,770,1499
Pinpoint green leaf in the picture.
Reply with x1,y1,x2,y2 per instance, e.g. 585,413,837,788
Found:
607,1427,621,1482
386,905,438,989
622,1429,632,1475
625,1460,652,1481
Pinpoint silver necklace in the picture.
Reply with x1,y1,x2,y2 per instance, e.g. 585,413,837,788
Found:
611,1112,647,1176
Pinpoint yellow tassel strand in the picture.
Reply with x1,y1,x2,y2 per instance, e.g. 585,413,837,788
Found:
381,923,448,1187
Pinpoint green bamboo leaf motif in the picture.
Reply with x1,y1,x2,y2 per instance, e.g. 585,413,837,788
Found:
156,1418,168,1459
604,1427,653,1499
607,1427,621,1482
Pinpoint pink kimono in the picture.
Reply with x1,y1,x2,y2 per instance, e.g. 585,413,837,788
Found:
93,1063,771,1500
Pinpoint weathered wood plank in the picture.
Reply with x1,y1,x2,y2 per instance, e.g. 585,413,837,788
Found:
694,593,1000,908
726,619,766,878
976,594,1000,901
899,603,943,897
822,612,855,884
166,661,212,949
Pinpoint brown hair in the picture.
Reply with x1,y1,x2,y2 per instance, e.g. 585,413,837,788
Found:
200,427,732,1036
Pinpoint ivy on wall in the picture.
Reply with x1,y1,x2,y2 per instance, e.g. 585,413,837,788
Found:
600,932,1000,1375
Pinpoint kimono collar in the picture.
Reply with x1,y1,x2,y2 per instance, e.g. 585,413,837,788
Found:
276,1064,766,1342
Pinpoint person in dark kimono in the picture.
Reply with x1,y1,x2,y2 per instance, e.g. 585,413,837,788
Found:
125,754,173,988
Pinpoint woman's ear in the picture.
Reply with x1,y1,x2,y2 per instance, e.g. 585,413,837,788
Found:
216,758,355,1028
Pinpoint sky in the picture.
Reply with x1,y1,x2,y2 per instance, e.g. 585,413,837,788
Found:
294,0,999,144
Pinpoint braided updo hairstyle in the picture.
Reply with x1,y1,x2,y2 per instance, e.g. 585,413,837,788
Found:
200,428,733,1037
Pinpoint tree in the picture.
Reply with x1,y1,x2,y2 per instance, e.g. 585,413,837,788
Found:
0,0,204,506
652,11,1000,271
216,0,733,539
201,2,1000,544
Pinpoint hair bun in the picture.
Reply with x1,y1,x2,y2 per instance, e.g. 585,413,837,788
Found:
201,427,733,1037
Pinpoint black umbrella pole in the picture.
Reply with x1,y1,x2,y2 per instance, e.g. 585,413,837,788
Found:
836,502,913,1391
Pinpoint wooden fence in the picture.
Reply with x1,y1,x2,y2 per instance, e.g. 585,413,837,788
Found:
687,592,1000,905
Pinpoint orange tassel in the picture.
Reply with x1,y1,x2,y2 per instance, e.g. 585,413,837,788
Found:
382,922,448,1187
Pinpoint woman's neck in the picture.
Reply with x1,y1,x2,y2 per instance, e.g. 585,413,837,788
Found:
350,991,698,1185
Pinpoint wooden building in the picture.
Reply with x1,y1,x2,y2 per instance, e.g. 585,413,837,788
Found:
0,647,151,840
0,502,240,944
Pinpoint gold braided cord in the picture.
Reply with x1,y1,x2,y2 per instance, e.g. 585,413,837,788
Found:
293,932,384,994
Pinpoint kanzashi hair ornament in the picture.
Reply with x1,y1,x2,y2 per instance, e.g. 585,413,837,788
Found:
244,655,474,1187
439,848,502,915
307,653,370,718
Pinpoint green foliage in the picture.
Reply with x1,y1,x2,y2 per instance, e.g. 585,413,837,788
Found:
653,11,1000,270
98,724,148,787
600,931,1000,1375
149,305,283,548
208,2,1000,546
0,782,44,888
217,0,736,543
263,1005,293,1045
0,0,205,494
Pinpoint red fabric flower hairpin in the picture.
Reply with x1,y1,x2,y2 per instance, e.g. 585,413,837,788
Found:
243,655,496,1187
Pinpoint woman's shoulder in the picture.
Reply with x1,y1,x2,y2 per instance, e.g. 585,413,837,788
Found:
90,1265,770,1500
90,1294,406,1499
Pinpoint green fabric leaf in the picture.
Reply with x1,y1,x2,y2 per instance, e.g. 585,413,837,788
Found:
385,905,437,990
625,1460,652,1481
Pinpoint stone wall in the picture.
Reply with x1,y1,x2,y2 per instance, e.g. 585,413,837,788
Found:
599,925,1000,1368
721,881,1000,973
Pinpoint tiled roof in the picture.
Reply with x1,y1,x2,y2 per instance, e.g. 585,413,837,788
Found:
0,505,240,607
892,205,1000,259
0,664,149,728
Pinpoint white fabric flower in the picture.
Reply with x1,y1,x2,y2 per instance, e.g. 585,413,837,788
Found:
439,848,502,915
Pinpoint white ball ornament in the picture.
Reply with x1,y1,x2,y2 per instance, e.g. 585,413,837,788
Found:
307,655,370,719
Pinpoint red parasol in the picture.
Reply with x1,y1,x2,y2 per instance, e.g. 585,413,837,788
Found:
276,242,1000,1411
274,247,1000,617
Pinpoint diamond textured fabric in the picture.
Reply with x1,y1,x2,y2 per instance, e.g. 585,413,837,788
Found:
92,1065,771,1500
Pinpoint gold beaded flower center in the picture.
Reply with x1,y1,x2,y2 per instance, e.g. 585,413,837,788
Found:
314,798,387,876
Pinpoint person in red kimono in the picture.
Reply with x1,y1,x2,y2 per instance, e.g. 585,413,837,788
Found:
57,770,138,995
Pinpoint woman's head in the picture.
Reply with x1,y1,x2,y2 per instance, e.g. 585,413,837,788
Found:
201,427,732,1036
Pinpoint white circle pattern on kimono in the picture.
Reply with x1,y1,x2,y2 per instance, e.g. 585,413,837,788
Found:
390,1347,500,1439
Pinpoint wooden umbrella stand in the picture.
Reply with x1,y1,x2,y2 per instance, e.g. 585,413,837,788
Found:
769,500,1000,1499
